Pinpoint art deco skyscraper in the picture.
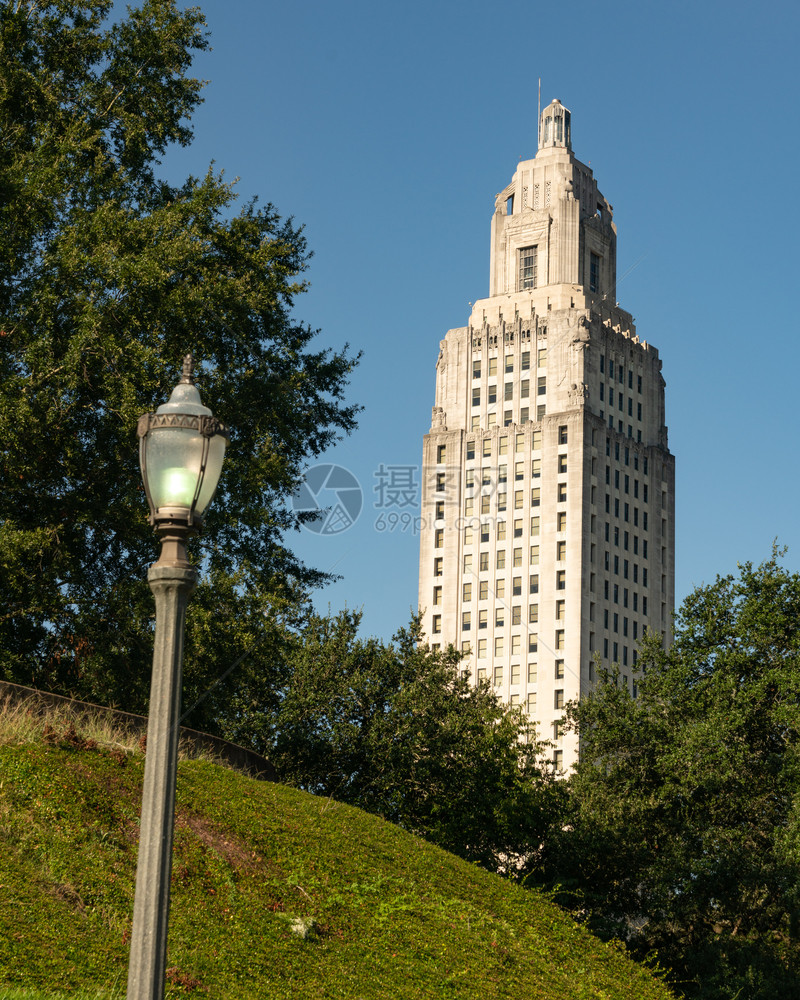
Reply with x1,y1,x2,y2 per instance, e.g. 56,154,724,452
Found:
418,99,675,769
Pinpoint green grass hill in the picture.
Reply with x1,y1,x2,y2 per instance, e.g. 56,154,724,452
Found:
0,710,674,1000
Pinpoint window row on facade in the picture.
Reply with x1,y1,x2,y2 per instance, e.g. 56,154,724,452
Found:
471,377,547,407
464,455,568,490
473,664,569,708
434,581,560,607
434,427,557,468
596,550,648,585
590,586,649,614
602,467,648,499
453,564,562,593
459,548,568,581
458,425,568,464
599,354,644,393
471,347,548,380
433,480,570,514
598,493,650,525
459,576,547,601
456,629,560,657
458,512,565,540
469,407,546,430
453,540,569,567
598,384,644,423
459,602,563,629
466,658,571,684
601,639,637,667
444,602,650,650
605,418,644,442
604,439,649,473
600,525,649,556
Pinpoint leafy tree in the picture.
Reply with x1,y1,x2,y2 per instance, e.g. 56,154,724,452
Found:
0,1,359,713
231,610,560,871
542,552,800,999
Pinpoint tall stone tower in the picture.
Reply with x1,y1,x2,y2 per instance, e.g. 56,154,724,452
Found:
418,99,675,770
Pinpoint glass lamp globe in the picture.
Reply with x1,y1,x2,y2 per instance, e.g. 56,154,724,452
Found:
138,356,229,529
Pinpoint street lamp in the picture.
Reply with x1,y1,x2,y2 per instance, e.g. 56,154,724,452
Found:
127,355,228,1000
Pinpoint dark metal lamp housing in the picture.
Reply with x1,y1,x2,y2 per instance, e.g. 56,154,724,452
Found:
137,355,229,536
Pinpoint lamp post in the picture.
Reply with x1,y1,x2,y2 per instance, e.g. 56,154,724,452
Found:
127,355,228,1000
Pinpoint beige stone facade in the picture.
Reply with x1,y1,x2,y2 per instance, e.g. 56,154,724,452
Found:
418,100,675,771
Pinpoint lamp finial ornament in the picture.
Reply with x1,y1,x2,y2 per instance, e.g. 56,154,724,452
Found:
180,353,195,384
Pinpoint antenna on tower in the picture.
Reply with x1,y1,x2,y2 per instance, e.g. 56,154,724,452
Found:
537,78,541,148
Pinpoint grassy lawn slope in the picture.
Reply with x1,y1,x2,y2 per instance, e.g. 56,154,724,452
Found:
0,718,673,999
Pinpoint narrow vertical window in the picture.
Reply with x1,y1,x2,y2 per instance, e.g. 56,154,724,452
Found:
590,252,600,293
519,246,538,290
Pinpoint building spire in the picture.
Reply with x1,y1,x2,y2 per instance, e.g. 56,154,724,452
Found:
537,78,541,148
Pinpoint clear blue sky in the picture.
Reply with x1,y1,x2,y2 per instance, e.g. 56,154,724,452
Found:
158,0,800,643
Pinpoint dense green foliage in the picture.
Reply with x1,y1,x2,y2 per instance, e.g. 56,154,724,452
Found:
543,553,800,999
0,1,358,712
223,611,562,870
0,726,675,999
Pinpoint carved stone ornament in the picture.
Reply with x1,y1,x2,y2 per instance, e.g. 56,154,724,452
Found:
137,412,229,440
567,382,590,407
431,406,447,430
572,315,591,354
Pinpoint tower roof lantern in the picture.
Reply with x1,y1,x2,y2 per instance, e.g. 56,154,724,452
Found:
538,98,572,152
